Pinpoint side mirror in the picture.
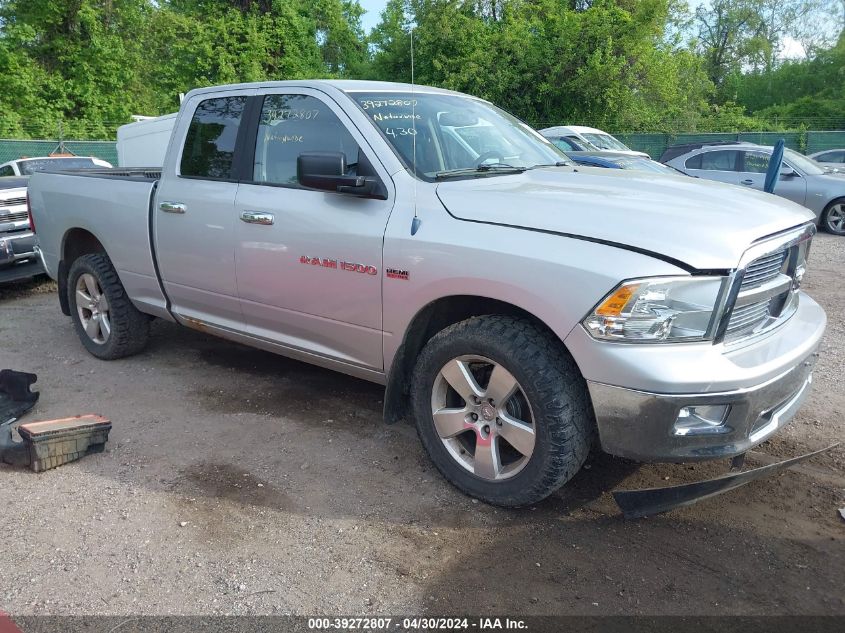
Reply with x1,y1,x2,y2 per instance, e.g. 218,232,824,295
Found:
780,165,797,178
297,152,387,199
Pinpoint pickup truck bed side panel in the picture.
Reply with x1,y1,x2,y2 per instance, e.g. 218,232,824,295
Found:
29,172,170,319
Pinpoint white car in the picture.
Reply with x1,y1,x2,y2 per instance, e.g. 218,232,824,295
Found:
539,125,649,158
0,156,112,177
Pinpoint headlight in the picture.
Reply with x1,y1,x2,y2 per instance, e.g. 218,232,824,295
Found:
583,276,728,342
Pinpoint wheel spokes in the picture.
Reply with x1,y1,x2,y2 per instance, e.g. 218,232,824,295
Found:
497,412,536,457
83,274,99,299
76,288,92,308
440,359,484,403
99,313,111,338
85,316,101,340
433,407,471,439
473,436,501,480
484,364,518,406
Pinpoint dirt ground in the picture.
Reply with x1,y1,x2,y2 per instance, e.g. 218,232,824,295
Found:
0,235,843,617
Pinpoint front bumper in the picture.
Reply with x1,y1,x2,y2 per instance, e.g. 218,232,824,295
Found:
0,231,43,283
566,292,826,462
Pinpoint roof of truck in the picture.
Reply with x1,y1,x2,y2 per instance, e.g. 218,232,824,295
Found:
184,80,467,100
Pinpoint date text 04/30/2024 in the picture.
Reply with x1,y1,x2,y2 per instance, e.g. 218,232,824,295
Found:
307,617,528,630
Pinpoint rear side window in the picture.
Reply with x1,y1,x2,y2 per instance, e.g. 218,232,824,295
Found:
686,150,738,171
0,165,13,177
180,96,247,179
742,152,770,173
252,94,359,187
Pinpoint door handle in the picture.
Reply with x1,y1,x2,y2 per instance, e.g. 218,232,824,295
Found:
159,201,187,214
240,210,274,226
741,179,754,186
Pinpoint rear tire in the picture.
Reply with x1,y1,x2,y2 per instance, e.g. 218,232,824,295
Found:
822,198,845,235
67,253,150,359
410,315,593,507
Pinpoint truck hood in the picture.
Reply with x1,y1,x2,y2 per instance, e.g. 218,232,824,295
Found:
436,167,815,270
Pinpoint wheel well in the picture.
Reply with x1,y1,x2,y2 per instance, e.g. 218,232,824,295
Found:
383,296,562,424
57,229,107,316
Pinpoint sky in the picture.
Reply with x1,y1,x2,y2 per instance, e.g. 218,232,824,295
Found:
359,0,388,33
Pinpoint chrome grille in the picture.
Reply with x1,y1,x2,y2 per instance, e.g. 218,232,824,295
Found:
724,246,793,342
0,210,28,222
0,196,27,208
740,250,787,289
725,300,772,337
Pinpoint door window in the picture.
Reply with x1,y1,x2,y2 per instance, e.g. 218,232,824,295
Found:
180,96,248,180
686,150,739,171
0,165,14,177
252,94,359,187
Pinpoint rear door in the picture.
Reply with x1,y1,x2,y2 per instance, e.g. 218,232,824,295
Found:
682,150,741,184
232,88,395,370
153,90,254,330
737,150,807,206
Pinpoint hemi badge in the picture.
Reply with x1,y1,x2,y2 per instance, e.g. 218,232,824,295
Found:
386,268,409,280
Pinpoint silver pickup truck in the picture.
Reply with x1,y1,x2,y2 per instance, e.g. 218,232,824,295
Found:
28,80,826,506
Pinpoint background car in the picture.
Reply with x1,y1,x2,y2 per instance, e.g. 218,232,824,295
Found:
0,177,42,282
566,151,684,175
0,155,112,176
808,148,845,171
539,125,649,157
661,141,845,235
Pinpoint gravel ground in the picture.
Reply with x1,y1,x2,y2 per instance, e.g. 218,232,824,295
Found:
0,235,843,617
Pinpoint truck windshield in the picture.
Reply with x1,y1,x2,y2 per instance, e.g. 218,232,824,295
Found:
18,157,100,175
349,91,567,179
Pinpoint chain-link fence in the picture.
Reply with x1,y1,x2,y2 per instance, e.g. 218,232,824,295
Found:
0,139,118,166
614,131,845,159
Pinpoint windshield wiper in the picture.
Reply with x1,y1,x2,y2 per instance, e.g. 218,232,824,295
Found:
528,161,571,169
435,163,527,179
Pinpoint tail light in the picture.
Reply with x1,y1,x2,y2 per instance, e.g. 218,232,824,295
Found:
26,192,35,232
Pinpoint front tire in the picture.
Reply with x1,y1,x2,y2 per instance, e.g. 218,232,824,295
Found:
410,315,593,507
67,253,150,359
822,199,845,235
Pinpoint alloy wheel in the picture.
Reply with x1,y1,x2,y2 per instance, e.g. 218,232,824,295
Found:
75,273,111,345
827,203,845,233
430,355,536,481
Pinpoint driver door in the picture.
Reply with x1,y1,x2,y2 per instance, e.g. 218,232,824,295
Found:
233,89,395,371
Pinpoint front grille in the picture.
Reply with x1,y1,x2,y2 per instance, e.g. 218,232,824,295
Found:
725,299,772,337
0,210,28,222
0,196,27,208
741,250,787,289
724,246,792,341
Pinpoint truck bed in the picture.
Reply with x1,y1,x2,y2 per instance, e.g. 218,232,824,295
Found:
28,169,170,318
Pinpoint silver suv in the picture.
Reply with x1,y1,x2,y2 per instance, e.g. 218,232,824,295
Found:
662,142,845,235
